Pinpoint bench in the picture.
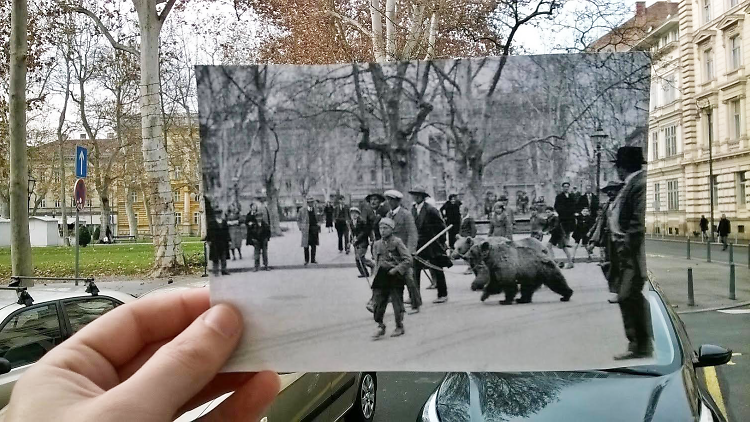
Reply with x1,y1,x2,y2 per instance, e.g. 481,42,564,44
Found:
113,235,137,243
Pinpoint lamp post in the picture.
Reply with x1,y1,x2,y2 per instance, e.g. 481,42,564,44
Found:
27,175,36,215
702,103,716,243
590,125,608,193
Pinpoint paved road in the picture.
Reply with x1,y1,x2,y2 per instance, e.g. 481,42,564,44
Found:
681,305,750,422
645,238,749,266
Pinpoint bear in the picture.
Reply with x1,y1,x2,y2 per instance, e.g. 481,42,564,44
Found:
478,240,574,304
452,236,553,291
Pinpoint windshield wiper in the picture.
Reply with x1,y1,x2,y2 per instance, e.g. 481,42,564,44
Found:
597,367,664,377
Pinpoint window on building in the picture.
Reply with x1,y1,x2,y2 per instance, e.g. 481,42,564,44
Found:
654,182,661,209
704,49,714,81
667,179,679,210
174,166,181,180
173,191,181,204
737,172,747,207
730,35,742,70
134,213,138,222
703,0,711,23
711,175,719,204
80,133,86,139
370,169,377,184
732,99,742,139
662,74,676,104
54,171,60,183
130,191,138,203
54,199,61,208
193,212,200,225
651,132,659,160
39,198,46,208
384,168,392,184
175,212,182,224
86,198,92,207
665,125,678,156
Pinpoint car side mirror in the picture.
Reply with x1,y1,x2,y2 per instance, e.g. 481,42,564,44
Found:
694,344,732,368
0,358,11,375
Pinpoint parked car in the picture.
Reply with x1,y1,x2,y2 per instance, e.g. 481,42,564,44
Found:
417,281,731,421
0,283,135,408
176,372,377,422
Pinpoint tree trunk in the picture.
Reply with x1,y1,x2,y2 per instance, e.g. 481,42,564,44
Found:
141,182,154,236
125,185,137,237
137,4,184,275
58,127,69,247
9,0,33,283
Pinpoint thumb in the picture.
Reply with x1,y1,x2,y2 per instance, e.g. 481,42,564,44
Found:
110,304,243,417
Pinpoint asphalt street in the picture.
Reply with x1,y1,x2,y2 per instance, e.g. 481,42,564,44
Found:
645,238,749,266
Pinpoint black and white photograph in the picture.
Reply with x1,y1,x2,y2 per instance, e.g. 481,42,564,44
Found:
196,52,662,373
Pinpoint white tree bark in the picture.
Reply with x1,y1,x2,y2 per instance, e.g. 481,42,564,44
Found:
135,0,184,274
125,186,138,237
384,0,397,60
57,58,71,247
369,0,386,62
9,0,33,282
425,12,437,60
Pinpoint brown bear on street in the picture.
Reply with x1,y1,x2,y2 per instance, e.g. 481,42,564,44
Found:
453,236,573,304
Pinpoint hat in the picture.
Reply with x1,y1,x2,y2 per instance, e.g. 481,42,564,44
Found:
408,185,430,197
448,193,458,200
306,196,315,202
379,217,396,229
610,146,647,166
561,182,570,187
365,193,386,202
349,206,361,214
498,195,508,201
601,181,625,193
384,190,403,200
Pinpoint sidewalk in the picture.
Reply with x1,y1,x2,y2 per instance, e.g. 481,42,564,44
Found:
646,254,750,313
646,234,749,247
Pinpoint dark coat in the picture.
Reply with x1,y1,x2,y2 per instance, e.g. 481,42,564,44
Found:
609,170,647,300
372,236,411,289
440,201,462,226
246,214,271,245
412,202,448,265
718,218,731,236
577,193,600,216
700,217,709,231
333,203,349,222
207,218,230,261
573,214,595,243
350,216,372,247
554,192,577,223
324,204,334,226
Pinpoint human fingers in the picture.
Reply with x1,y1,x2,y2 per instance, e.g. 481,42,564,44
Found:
40,289,211,390
197,371,281,422
107,303,243,417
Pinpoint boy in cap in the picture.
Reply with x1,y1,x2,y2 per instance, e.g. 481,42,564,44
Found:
350,206,374,277
371,217,410,339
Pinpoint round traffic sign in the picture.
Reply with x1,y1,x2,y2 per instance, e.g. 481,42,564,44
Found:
74,179,86,210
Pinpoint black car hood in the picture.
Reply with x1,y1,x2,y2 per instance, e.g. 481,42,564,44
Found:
435,371,697,422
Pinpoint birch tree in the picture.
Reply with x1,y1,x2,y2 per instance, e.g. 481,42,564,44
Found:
74,0,185,274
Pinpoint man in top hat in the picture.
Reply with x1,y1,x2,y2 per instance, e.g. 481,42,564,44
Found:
385,190,422,313
440,193,462,250
297,196,320,266
409,185,450,304
608,146,652,360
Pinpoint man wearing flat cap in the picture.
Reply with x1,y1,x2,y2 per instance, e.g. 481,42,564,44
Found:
385,190,422,312
410,185,450,304
297,196,320,266
608,146,653,360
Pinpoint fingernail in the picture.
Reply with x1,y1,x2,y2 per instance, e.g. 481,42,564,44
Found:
203,304,241,338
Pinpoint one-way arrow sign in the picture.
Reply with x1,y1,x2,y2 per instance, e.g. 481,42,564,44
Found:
76,146,88,178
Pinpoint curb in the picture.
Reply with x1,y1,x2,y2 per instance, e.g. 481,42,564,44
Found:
646,237,749,248
675,300,750,315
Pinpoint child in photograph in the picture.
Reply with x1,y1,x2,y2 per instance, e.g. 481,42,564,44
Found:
350,207,374,278
572,207,595,261
529,206,544,242
543,206,574,269
371,218,411,339
207,207,230,276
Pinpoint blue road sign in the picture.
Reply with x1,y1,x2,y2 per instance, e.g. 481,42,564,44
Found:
75,146,88,178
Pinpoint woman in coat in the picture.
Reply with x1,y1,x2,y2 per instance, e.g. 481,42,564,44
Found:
227,204,244,260
489,201,513,238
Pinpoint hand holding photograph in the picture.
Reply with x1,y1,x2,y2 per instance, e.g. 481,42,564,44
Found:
196,52,662,373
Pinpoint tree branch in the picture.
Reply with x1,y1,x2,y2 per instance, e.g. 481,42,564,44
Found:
159,0,177,23
71,6,139,56
320,9,374,39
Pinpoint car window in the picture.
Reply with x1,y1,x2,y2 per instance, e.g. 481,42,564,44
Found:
64,298,119,334
0,304,64,369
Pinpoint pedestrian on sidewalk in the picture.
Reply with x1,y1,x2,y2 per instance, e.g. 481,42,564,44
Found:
324,201,334,233
440,194,462,250
227,204,243,261
385,190,422,313
529,207,544,242
334,196,351,254
555,182,577,246
489,199,513,238
297,197,320,266
371,218,410,339
700,215,709,242
206,200,230,276
543,206,575,269
572,207,595,261
608,146,653,360
350,207,374,278
718,214,731,251
365,193,388,240
246,210,271,272
410,185,450,304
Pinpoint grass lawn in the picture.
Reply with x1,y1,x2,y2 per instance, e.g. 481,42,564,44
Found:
0,242,206,280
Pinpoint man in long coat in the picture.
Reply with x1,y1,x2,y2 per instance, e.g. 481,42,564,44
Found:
554,182,577,240
440,194,462,250
333,196,351,254
577,184,600,218
297,196,320,265
608,146,652,360
385,190,422,313
718,214,731,250
410,185,449,304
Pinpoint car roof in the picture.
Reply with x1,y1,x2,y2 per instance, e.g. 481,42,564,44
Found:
0,287,135,318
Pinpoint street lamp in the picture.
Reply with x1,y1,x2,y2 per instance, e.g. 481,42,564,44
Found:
27,175,36,214
590,125,608,193
702,102,716,243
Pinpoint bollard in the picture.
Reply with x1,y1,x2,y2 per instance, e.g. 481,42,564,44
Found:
202,242,209,277
729,264,736,300
707,240,711,263
729,243,734,264
687,268,695,306
687,237,691,260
